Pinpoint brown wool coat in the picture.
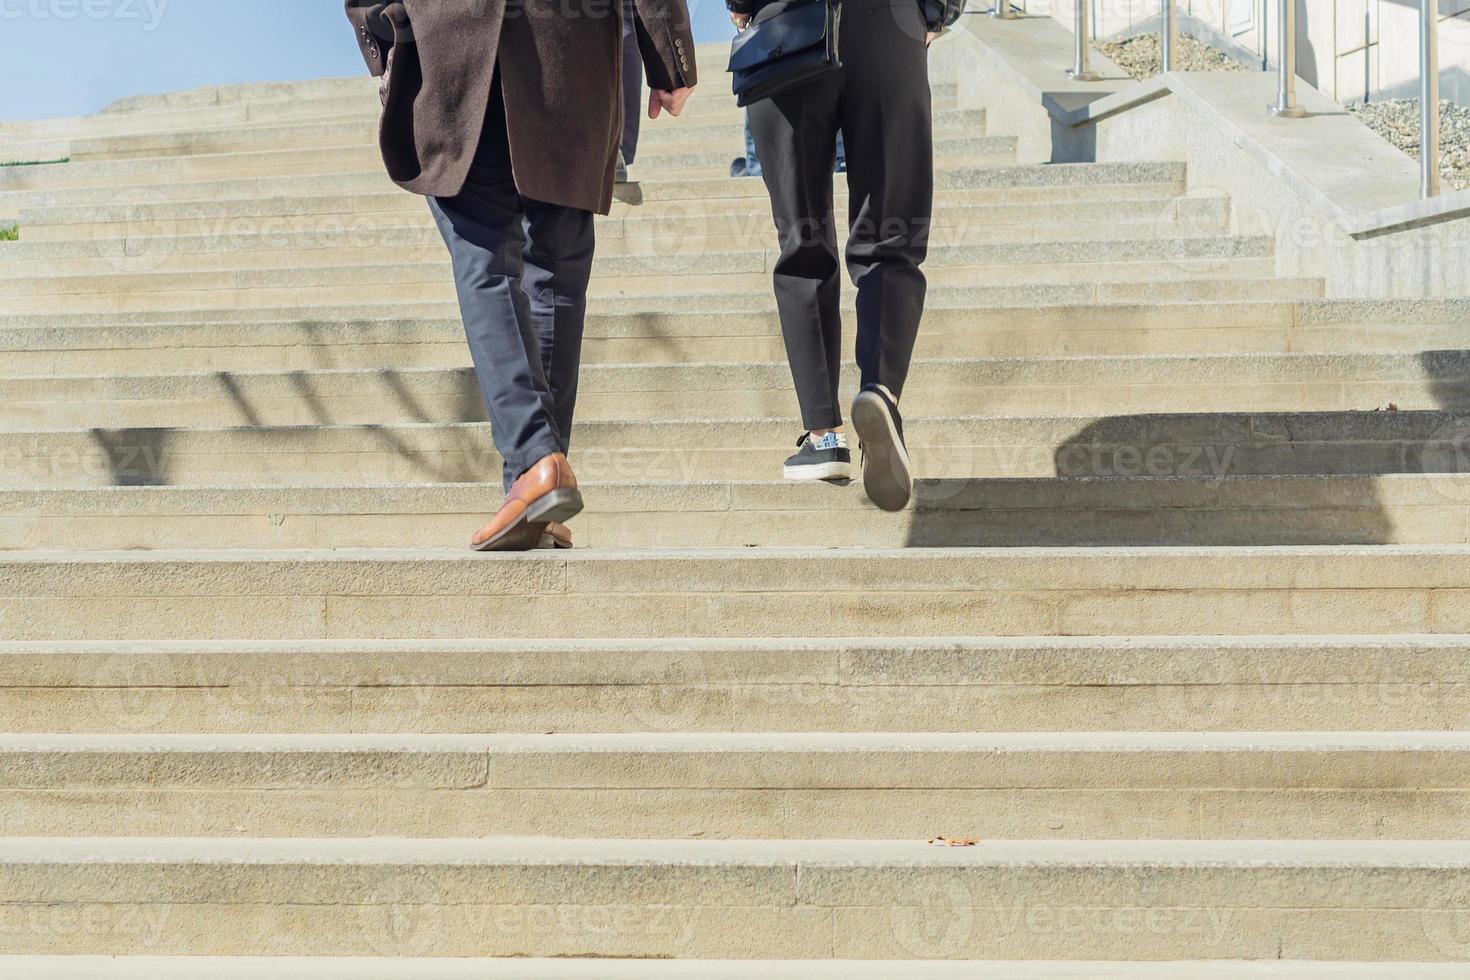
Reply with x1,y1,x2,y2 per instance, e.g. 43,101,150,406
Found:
345,0,697,215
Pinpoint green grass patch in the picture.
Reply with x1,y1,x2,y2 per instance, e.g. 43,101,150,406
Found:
0,157,69,168
0,225,16,242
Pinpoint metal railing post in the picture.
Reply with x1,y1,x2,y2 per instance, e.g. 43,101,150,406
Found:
1420,0,1441,198
1161,0,1178,71
1067,0,1101,80
991,0,1016,18
1268,0,1306,117
1261,0,1270,70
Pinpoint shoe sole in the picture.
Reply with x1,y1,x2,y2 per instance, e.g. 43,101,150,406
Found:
471,488,585,553
852,391,913,512
783,462,853,481
471,518,546,553
526,487,585,525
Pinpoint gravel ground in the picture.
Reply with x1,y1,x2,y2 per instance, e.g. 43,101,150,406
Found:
1094,32,1247,78
1097,32,1470,192
1346,99,1470,192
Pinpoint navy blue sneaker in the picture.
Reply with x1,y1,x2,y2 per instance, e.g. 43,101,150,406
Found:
851,385,912,511
783,431,852,481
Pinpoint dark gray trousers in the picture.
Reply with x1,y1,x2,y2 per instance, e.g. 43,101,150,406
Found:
429,72,596,492
749,0,934,431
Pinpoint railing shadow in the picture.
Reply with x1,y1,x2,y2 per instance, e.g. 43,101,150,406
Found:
905,398,1470,547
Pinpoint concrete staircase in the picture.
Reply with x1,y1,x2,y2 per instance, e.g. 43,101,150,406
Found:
1,43,1468,974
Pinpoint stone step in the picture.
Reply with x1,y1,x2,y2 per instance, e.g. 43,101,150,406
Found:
6,184,1190,249
6,408,1465,488
3,303,1462,376
1,634,1464,734
11,53,884,116
5,352,1461,430
0,130,992,209
13,160,1180,231
0,275,1321,318
0,732,1465,840
0,116,978,201
3,546,1469,641
0,84,862,167
0,188,1234,264
0,264,1283,319
0,196,1234,273
0,87,839,167
0,959,1458,979
0,67,901,155
0,96,376,164
0,836,1464,958
8,175,1187,240
0,78,374,139
5,120,971,192
7,473,1470,551
52,104,978,163
0,237,1276,299
22,47,724,117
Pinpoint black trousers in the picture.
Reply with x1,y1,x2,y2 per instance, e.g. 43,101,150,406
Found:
429,72,597,492
749,0,934,431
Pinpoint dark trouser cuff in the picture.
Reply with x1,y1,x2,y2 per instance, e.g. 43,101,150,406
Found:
501,435,565,492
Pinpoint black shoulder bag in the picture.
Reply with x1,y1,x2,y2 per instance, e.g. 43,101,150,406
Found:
921,0,967,32
727,0,842,108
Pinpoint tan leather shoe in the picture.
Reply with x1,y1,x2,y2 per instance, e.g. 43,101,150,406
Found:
539,522,574,550
471,453,583,552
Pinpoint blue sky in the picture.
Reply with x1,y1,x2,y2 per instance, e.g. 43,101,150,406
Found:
0,0,735,121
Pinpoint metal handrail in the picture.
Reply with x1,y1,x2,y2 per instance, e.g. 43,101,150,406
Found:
1261,0,1439,198
991,0,1015,19
1421,0,1440,198
1066,0,1101,80
1161,0,1178,72
1268,0,1305,117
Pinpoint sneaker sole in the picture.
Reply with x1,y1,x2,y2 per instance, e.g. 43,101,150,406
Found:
783,462,853,481
852,391,913,512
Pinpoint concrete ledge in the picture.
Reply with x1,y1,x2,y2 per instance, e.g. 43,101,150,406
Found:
0,634,1462,735
0,837,1465,958
1072,72,1470,239
942,13,1470,296
4,546,1470,640
0,959,1462,979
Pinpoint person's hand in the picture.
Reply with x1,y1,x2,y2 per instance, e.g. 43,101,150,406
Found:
926,31,938,45
731,11,751,28
648,87,694,119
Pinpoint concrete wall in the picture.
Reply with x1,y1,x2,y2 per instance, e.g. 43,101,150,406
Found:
1042,0,1470,105
935,20,1470,298
1086,92,1470,296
